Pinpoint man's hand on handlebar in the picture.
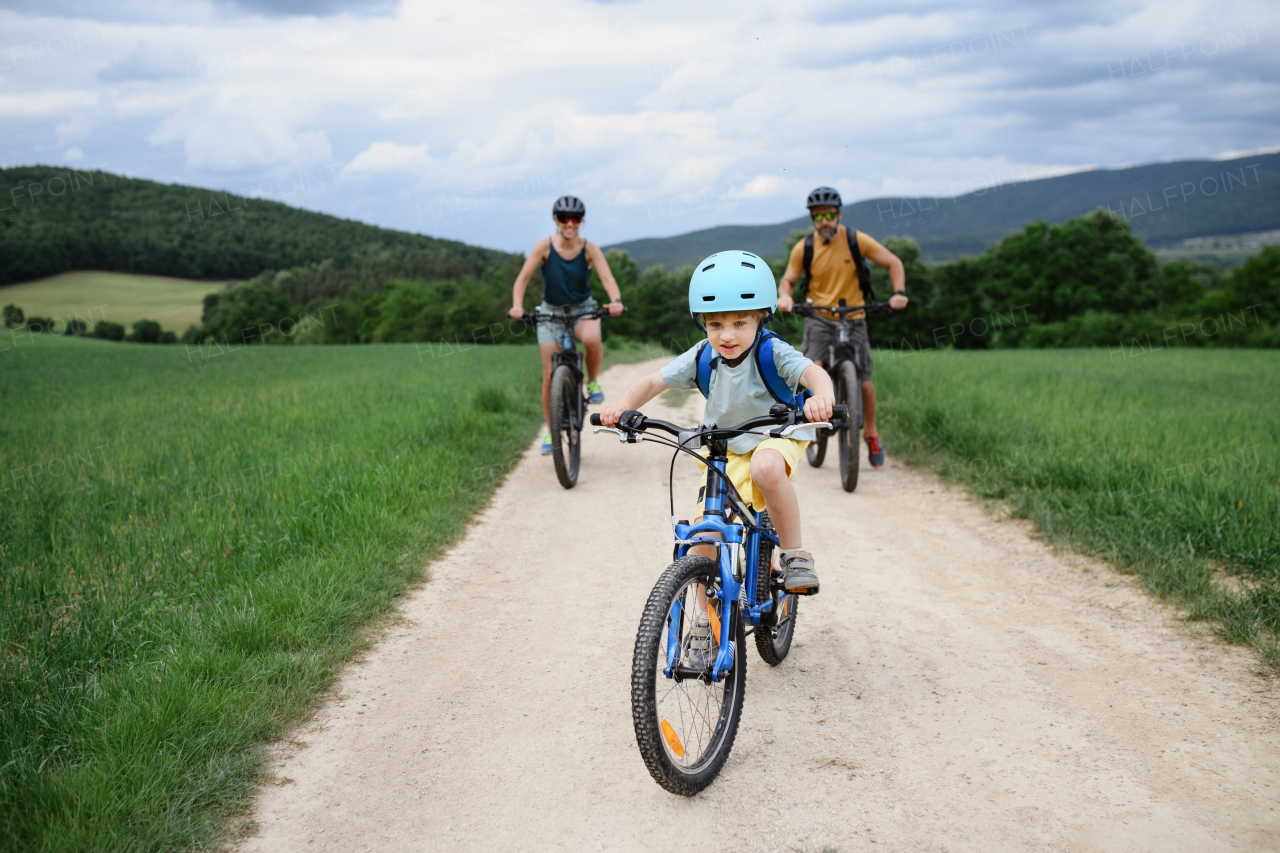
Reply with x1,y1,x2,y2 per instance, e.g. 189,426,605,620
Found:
803,392,835,424
889,292,909,311
776,293,794,313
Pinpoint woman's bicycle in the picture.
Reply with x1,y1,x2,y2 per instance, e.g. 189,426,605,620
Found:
793,299,893,492
523,306,623,489
590,402,843,795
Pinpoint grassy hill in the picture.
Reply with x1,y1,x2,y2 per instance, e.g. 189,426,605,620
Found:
1,271,224,332
608,153,1280,268
0,166,509,288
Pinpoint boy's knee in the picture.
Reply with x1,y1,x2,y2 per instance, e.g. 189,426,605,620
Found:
751,450,787,484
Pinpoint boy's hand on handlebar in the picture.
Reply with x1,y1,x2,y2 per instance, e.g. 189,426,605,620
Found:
776,294,794,313
803,392,835,424
598,403,628,428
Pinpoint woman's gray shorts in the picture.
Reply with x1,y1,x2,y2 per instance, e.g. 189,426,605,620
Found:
536,298,599,345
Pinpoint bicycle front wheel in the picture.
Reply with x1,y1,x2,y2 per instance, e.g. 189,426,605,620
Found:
753,512,798,666
805,427,828,467
836,360,861,492
632,555,746,796
548,364,581,489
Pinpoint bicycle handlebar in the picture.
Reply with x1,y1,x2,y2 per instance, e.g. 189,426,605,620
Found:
792,301,895,317
520,306,627,324
589,403,848,443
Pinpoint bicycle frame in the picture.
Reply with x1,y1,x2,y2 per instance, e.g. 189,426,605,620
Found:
670,437,781,684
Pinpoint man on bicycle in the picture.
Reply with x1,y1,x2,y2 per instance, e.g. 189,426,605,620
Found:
776,186,908,468
509,195,625,456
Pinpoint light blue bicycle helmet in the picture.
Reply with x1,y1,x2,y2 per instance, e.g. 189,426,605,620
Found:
687,250,778,324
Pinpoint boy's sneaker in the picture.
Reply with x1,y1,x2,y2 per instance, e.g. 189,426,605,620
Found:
685,612,713,670
866,434,885,468
780,549,819,595
540,432,553,455
586,379,604,404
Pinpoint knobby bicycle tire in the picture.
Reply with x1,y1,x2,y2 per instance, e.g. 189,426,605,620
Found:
753,511,798,666
631,555,746,796
805,427,828,467
837,360,860,492
548,364,581,489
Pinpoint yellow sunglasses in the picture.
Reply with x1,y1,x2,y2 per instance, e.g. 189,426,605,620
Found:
811,211,839,223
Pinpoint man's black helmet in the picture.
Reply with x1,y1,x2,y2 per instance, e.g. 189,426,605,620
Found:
805,186,843,209
552,195,586,216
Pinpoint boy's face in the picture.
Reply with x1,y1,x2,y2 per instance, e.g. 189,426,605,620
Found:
703,312,760,360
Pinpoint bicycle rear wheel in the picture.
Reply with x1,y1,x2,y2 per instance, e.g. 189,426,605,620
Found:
753,511,798,666
632,555,745,796
548,364,581,489
836,360,861,492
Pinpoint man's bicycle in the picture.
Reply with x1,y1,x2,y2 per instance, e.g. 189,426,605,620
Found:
523,306,623,489
590,403,844,795
793,300,893,492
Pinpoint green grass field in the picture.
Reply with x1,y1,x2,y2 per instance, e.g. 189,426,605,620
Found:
0,335,545,851
875,347,1280,662
0,271,225,334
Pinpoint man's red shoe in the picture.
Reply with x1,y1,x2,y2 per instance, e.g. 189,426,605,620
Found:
866,434,885,468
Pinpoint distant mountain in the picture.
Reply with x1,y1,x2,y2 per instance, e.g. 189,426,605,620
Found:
0,166,509,287
607,153,1280,268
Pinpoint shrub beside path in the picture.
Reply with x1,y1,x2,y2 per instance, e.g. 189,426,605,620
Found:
239,359,1279,853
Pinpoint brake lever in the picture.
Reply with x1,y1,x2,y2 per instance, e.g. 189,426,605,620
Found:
592,426,635,443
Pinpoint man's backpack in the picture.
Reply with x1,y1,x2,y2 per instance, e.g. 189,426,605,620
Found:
694,329,811,408
801,227,874,303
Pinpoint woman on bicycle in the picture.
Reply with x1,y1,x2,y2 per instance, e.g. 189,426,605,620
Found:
508,195,625,456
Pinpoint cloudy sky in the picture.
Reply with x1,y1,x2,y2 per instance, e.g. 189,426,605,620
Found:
2,0,1277,251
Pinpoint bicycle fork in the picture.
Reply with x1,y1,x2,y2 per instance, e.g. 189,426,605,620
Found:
669,458,780,682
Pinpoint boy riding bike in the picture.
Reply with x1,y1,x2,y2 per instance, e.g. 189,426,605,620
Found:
776,186,908,468
509,195,625,456
599,250,835,595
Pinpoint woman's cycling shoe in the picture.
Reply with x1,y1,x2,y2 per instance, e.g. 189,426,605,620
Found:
780,549,819,595
866,434,885,468
540,432,553,455
586,379,604,404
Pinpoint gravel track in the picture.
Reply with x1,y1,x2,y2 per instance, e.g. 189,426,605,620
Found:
239,358,1279,853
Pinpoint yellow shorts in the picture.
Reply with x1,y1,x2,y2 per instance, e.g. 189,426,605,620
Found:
692,437,807,519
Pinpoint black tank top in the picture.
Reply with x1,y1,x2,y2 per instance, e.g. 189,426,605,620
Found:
541,240,592,306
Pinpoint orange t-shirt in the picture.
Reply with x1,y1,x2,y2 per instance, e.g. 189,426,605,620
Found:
785,225,885,320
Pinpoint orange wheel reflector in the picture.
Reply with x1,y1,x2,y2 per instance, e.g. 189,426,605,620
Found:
707,604,721,648
660,719,685,757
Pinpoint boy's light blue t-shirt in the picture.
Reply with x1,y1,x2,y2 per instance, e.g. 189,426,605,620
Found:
661,338,815,454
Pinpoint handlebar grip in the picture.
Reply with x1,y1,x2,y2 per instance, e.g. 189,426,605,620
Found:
831,404,848,419
590,413,602,426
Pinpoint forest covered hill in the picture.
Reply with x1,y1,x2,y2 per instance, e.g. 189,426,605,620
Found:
0,166,510,293
608,153,1280,269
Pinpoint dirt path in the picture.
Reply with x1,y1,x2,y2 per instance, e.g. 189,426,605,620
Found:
240,359,1279,853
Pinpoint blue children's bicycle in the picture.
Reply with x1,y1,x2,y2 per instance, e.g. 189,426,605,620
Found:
591,402,844,795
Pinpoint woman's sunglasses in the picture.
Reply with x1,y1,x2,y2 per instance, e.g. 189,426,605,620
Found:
811,211,839,223
555,215,582,225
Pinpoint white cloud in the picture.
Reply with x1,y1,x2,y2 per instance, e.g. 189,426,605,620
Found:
63,146,85,161
0,0,1276,250
343,142,433,175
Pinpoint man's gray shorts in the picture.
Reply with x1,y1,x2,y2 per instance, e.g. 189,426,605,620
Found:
800,315,872,380
536,297,598,345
